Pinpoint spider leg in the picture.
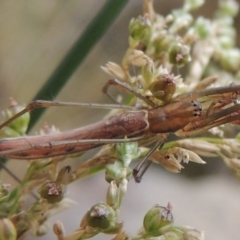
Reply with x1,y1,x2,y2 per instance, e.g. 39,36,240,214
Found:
176,104,240,137
102,78,156,107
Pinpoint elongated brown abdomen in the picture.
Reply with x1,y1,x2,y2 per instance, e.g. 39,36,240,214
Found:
0,110,149,159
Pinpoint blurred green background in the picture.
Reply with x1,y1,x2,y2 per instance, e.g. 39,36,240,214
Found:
0,1,239,239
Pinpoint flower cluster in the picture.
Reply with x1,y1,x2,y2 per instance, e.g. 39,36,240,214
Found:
0,0,240,239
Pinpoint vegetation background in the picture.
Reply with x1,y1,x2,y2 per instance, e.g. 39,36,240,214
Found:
0,0,239,239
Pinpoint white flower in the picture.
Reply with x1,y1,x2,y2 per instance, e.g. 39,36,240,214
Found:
101,62,126,80
126,49,152,67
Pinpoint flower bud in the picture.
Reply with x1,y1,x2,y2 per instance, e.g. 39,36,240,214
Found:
150,151,184,173
169,43,191,67
106,181,119,208
56,165,71,185
143,204,173,233
183,228,205,240
129,16,152,44
149,74,176,102
0,218,17,240
218,48,240,73
218,36,234,49
193,17,211,39
141,60,154,83
164,231,181,239
105,161,129,183
119,178,128,199
125,50,151,67
82,203,122,234
153,35,175,55
116,142,139,162
112,231,128,240
0,183,10,198
87,203,115,230
36,223,48,236
39,122,60,135
170,12,193,32
101,62,126,80
217,0,239,18
183,0,204,11
38,181,64,204
53,221,65,239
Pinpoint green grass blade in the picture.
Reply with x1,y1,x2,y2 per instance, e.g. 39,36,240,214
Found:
28,0,129,131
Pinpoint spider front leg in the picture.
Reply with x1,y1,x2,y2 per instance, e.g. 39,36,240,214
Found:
102,78,156,107
175,83,240,104
0,98,136,132
175,103,240,137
